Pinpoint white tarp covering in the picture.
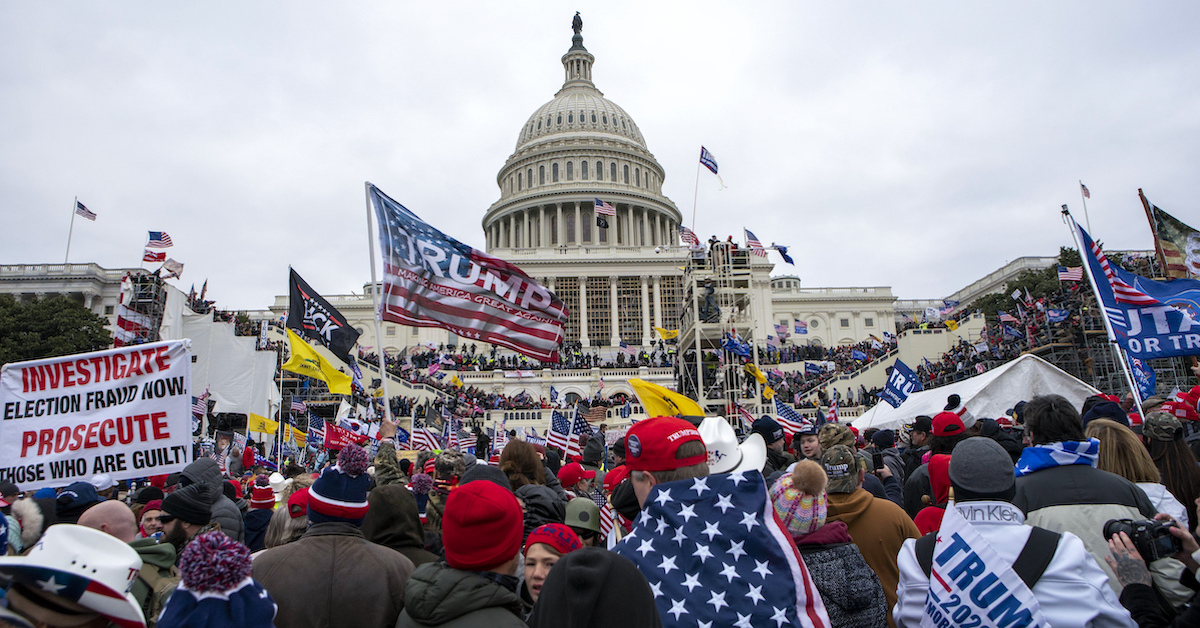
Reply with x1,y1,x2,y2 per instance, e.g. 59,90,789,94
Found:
182,312,278,420
852,354,1100,432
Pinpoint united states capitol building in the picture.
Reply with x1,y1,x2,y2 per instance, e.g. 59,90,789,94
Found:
0,20,1052,415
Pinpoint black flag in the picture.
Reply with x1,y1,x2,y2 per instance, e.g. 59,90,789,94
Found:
596,215,609,229
287,268,361,365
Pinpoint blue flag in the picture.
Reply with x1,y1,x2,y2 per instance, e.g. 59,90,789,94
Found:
804,362,822,375
1002,325,1024,339
1046,309,1070,323
550,386,559,403
880,360,921,408
850,349,868,361
1076,219,1200,359
775,244,795,265
722,333,750,357
1128,355,1156,403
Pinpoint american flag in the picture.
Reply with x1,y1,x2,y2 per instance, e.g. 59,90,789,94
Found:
443,419,459,450
191,391,209,417
74,200,96,221
113,303,153,347
998,310,1020,324
735,404,755,433
678,225,701,248
410,421,441,451
773,398,807,435
290,398,307,414
146,231,173,248
493,421,507,455
368,184,569,363
744,228,767,257
143,249,165,263
619,340,638,356
594,198,616,217
1081,182,1090,199
1076,222,1158,306
308,412,326,442
826,397,839,423
613,471,831,628
766,335,780,348
547,410,573,452
794,319,807,335
598,499,615,539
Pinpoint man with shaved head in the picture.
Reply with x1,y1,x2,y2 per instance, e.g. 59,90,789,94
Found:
79,499,179,625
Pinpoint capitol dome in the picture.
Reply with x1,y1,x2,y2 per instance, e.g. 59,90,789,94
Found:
483,21,681,253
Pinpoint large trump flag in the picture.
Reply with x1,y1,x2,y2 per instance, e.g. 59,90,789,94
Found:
367,183,569,362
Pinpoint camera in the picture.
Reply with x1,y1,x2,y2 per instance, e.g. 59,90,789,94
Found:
1103,518,1182,563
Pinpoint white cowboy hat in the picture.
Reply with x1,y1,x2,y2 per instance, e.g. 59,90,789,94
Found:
0,524,145,628
698,416,767,474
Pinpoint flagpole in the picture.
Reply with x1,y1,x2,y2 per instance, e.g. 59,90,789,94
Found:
1078,180,1092,234
276,324,286,470
363,182,397,433
64,196,78,264
1061,206,1143,413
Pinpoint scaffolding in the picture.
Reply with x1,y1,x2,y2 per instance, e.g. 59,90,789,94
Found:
119,271,168,345
676,244,767,418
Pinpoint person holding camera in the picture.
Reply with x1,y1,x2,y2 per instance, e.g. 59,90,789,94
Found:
1106,511,1200,626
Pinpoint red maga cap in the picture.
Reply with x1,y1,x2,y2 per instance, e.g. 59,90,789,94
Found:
624,417,706,472
932,412,965,437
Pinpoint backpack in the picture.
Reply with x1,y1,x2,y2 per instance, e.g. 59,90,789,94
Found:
138,562,181,626
915,526,1060,588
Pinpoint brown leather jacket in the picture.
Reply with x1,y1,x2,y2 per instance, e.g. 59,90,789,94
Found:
253,522,416,628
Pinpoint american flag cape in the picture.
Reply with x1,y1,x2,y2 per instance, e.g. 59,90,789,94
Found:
613,471,830,628
368,183,569,362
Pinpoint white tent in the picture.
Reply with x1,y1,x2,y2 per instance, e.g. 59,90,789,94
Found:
852,354,1100,432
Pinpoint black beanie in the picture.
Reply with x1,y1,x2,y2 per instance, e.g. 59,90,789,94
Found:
162,483,213,525
527,547,662,628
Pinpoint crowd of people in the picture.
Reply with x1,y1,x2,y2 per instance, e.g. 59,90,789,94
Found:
7,381,1200,627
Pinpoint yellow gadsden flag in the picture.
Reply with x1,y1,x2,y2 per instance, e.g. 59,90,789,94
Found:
744,363,768,384
654,327,679,340
282,328,352,395
449,374,463,388
944,319,959,331
247,414,279,435
629,378,705,421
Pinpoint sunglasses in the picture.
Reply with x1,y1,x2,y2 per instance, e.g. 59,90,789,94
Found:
156,514,176,524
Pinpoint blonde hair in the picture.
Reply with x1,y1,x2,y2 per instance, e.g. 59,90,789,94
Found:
1085,418,1161,483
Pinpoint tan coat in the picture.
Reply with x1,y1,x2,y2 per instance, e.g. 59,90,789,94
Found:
827,487,919,628
253,522,416,628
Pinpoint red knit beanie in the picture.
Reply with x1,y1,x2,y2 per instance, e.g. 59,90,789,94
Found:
442,481,523,571
525,523,582,555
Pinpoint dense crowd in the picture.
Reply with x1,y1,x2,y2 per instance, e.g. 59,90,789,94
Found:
8,379,1200,627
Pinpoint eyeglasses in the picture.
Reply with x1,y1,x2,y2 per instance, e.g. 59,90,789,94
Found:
156,514,176,524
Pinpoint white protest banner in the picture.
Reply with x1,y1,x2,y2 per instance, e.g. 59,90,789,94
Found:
0,340,192,490
920,503,1047,628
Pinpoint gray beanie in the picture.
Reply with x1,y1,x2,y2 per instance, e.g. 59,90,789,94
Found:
948,437,1014,495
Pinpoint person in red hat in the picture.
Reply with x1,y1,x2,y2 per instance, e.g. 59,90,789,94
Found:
902,411,968,518
624,416,709,507
522,523,583,605
556,462,595,498
397,480,528,627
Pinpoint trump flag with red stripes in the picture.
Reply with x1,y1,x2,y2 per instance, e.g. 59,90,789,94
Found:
368,183,569,362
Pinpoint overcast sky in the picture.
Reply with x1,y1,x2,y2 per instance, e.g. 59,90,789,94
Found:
2,2,1197,310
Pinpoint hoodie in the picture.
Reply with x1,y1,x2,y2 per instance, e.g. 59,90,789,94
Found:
514,485,566,542
129,537,179,621
181,458,244,543
361,484,439,568
827,488,919,626
396,562,527,628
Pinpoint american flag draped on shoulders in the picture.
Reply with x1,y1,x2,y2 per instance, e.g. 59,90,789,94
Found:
613,471,830,628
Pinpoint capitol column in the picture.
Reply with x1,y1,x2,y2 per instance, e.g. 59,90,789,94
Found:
508,214,515,247
556,203,564,245
653,276,663,329
578,276,589,347
640,276,650,345
652,212,660,246
609,275,619,346
574,202,581,246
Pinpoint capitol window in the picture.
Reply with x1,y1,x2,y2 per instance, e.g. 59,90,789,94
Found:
595,161,602,180
582,161,588,180
635,168,640,187
557,115,562,124
591,112,597,123
568,112,573,123
623,165,629,184
611,163,617,181
840,318,850,329
527,169,533,187
537,120,541,130
602,114,608,124
552,163,559,182
811,319,820,329
865,317,874,327
518,172,522,191
567,161,573,181
539,166,545,185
